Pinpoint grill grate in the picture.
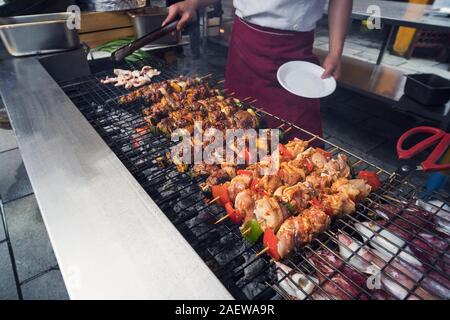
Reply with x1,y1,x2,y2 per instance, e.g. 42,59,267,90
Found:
59,55,450,300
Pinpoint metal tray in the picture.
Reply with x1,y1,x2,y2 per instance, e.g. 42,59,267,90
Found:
129,7,180,46
0,13,80,57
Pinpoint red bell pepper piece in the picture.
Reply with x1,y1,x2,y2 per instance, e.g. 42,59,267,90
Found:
225,202,243,224
211,184,231,206
237,170,254,176
263,229,281,261
278,144,293,160
302,158,314,173
250,178,260,191
250,178,268,196
358,171,381,190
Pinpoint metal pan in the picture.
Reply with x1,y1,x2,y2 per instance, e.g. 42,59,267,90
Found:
0,12,80,57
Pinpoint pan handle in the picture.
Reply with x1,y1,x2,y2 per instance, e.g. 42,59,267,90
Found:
111,20,179,62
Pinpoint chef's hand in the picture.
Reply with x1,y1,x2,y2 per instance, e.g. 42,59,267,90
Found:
321,53,342,80
162,0,198,31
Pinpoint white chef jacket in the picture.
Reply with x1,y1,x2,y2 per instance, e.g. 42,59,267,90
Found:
233,0,326,32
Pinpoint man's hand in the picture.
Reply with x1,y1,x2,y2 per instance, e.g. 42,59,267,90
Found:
162,0,198,31
321,53,342,79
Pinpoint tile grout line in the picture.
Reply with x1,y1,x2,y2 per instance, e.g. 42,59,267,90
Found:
0,146,19,155
0,198,23,300
20,265,60,287
2,192,35,206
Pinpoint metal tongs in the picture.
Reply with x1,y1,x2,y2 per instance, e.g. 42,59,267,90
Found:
111,19,179,62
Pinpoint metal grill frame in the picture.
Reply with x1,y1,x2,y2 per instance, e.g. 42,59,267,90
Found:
59,56,450,301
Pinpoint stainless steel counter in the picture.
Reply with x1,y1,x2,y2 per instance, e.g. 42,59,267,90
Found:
0,57,232,300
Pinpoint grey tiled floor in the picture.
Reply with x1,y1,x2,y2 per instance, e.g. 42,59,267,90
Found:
4,195,59,281
0,103,68,300
0,244,18,300
0,149,33,204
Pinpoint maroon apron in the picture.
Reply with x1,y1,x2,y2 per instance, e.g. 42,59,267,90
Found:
225,17,323,139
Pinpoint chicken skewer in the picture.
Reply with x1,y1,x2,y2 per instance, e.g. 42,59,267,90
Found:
262,177,372,260
118,75,209,105
212,143,364,249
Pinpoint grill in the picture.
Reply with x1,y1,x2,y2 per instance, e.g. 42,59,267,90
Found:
59,55,450,300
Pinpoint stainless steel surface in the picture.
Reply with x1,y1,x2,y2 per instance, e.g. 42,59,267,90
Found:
325,0,450,31
315,48,406,103
0,13,80,57
0,57,233,300
130,8,180,45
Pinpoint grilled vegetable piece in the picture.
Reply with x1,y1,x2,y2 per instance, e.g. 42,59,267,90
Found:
241,219,264,243
211,183,231,206
225,202,243,224
264,228,281,260
358,170,381,190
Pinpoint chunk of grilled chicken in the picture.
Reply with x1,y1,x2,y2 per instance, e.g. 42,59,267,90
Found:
256,175,283,196
331,178,372,202
119,76,197,104
279,161,306,186
305,172,334,190
322,192,356,217
235,189,257,224
324,154,351,179
273,183,314,212
284,139,309,158
228,174,252,202
234,110,258,129
276,207,331,259
254,196,286,232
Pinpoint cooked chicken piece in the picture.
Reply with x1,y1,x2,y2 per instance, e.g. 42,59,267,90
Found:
228,174,252,202
276,217,297,259
294,147,316,161
235,189,256,223
311,151,328,169
279,161,306,186
305,172,334,190
257,174,283,195
284,139,308,158
221,163,237,179
294,207,331,248
331,178,371,202
274,183,312,212
234,110,257,129
324,154,351,179
254,196,284,232
322,192,356,217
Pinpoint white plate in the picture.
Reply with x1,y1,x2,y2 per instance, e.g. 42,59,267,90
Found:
277,61,336,98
